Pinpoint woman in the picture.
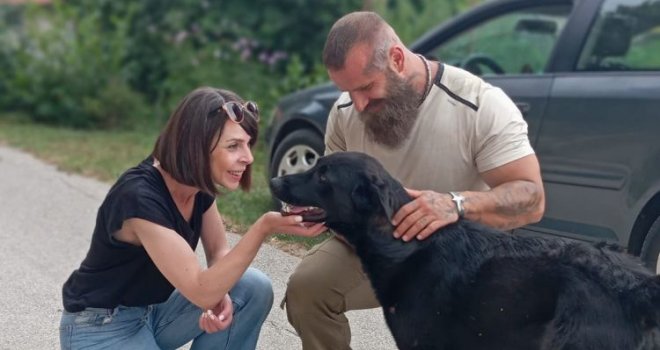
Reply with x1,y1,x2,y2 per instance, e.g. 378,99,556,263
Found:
59,87,326,349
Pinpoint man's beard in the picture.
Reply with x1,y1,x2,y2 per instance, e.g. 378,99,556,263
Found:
358,70,423,149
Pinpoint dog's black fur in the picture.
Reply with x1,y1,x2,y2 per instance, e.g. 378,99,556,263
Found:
270,152,660,350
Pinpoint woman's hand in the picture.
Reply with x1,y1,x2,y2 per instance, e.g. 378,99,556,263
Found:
199,293,233,333
256,211,326,237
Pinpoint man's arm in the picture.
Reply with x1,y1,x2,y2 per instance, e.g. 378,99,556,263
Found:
392,154,545,241
463,153,544,228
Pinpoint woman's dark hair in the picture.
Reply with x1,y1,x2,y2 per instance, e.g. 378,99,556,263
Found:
152,87,259,195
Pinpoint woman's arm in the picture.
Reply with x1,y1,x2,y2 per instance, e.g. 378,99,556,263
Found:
199,201,230,266
123,211,325,310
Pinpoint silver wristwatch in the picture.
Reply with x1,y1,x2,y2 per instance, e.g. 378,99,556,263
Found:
449,191,465,218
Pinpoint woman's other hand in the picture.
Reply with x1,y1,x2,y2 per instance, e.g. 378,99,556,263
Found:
198,293,233,333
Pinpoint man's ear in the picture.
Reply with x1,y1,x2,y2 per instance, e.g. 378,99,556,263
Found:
389,45,405,74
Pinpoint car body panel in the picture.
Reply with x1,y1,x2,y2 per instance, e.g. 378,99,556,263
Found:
522,72,660,244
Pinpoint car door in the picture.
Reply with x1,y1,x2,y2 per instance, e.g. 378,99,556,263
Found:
527,0,660,245
421,0,574,145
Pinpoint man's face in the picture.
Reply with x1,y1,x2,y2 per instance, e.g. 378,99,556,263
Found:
357,68,421,148
329,45,422,148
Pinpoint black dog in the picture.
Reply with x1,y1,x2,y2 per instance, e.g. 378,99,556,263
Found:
270,152,660,350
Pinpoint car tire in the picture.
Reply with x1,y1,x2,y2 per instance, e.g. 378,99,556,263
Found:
640,216,660,272
269,129,325,207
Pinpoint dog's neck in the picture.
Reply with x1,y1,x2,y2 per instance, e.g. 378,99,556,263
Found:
354,221,432,307
334,185,425,268
390,184,413,215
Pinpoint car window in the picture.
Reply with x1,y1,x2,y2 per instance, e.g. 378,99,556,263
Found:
577,0,660,71
429,5,571,76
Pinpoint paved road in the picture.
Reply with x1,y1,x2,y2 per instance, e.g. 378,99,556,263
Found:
0,145,396,350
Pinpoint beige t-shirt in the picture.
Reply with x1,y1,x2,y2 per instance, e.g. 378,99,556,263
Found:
325,63,534,192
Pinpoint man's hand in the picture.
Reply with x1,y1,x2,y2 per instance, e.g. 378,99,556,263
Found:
199,293,233,333
391,188,459,241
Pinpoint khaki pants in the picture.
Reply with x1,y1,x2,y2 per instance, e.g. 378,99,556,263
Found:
283,235,380,350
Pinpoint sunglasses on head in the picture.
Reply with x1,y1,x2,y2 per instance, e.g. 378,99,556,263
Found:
215,101,260,123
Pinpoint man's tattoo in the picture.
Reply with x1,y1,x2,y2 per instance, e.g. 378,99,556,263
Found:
465,180,542,230
494,181,540,216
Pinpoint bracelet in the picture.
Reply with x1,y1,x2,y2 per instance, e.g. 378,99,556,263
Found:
448,191,465,218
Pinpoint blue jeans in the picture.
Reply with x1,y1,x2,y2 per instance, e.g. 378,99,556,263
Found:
59,268,273,350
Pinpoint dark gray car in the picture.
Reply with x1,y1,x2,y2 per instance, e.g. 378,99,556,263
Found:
265,0,660,269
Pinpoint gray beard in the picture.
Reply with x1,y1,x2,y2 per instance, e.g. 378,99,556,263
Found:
358,70,423,149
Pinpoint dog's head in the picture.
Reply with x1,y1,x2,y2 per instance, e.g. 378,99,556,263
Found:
269,152,409,233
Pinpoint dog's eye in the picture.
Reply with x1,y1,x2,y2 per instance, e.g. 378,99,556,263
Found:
316,165,329,183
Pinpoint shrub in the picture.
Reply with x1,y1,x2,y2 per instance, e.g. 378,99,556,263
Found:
0,2,148,129
82,78,150,130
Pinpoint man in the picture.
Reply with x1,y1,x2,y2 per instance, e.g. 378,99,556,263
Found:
283,11,545,349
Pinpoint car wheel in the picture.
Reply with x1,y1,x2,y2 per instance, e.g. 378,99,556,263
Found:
640,216,660,272
269,129,324,207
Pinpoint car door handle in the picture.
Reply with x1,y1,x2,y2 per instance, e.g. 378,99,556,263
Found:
515,102,531,114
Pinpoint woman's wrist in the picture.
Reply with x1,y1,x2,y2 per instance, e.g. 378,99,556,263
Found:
251,216,272,239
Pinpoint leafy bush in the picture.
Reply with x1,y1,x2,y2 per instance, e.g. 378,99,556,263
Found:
376,0,470,44
271,55,328,100
0,2,149,129
82,78,149,129
0,6,23,109
66,0,362,102
0,0,480,132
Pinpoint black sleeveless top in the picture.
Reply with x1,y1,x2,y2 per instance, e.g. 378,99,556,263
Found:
62,157,215,312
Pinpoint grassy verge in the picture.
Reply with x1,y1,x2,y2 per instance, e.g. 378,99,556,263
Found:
0,115,329,254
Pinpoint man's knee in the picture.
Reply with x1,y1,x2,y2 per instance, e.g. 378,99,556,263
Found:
288,239,357,315
286,258,334,309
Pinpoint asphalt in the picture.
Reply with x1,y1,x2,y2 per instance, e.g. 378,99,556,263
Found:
0,144,396,349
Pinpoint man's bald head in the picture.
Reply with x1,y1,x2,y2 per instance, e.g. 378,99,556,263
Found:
322,11,399,72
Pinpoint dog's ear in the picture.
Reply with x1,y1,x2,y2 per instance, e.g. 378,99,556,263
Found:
351,179,377,215
350,174,395,220
371,175,396,220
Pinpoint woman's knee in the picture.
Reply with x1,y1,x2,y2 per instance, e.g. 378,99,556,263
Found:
234,267,274,311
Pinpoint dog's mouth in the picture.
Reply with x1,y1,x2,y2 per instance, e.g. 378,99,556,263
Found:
281,202,326,222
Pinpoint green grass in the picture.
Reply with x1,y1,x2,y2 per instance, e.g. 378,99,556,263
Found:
0,115,329,251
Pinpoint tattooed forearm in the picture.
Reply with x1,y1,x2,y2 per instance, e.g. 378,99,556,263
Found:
463,180,544,231
493,181,541,216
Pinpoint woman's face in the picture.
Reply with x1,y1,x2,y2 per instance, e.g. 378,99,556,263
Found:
210,121,254,190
